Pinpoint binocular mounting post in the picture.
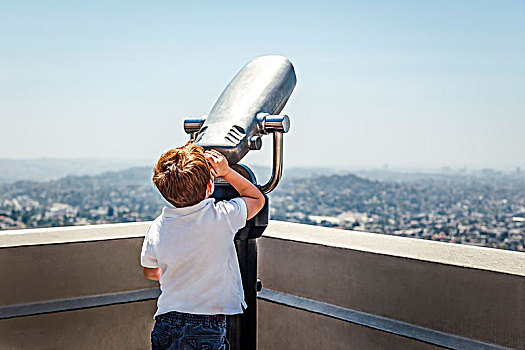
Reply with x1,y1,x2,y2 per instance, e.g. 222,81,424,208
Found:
181,54,296,350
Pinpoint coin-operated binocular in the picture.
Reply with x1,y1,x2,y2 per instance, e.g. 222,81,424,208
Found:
183,55,296,350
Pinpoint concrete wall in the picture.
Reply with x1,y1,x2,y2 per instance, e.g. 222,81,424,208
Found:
0,223,157,350
1,301,156,350
258,221,525,350
258,300,443,350
0,222,523,349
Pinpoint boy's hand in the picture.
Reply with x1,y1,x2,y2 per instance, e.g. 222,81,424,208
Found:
206,149,265,220
205,149,231,178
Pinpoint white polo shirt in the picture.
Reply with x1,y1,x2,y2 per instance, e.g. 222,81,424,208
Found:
140,197,248,317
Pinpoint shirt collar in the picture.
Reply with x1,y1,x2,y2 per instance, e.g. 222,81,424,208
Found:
162,198,215,218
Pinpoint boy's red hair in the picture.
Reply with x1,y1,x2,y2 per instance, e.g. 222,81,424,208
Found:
153,141,211,207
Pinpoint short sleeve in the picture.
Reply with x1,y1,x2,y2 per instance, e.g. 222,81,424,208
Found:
217,197,248,234
140,227,159,268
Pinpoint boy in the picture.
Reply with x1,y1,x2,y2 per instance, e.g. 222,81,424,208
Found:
141,141,265,350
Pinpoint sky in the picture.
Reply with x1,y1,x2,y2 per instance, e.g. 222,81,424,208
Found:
1,0,524,171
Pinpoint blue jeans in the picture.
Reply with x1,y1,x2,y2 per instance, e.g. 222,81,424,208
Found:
151,311,228,350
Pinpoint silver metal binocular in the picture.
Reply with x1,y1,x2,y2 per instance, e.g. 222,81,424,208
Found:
184,55,296,193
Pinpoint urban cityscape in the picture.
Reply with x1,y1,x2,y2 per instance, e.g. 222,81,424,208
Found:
271,168,525,252
1,166,524,252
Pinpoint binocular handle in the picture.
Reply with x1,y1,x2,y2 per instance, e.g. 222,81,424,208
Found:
183,115,207,136
259,132,283,194
256,113,290,134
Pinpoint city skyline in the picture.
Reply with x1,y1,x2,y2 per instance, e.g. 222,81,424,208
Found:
2,166,523,252
1,1,524,170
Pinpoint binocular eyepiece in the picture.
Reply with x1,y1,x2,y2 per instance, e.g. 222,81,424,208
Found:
184,55,296,193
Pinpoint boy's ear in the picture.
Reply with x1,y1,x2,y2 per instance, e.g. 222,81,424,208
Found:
205,179,214,198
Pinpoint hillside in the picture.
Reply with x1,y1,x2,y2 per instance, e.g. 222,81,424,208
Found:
0,158,150,184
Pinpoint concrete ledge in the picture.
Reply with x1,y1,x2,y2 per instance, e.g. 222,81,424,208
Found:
3,220,521,274
0,222,151,248
265,220,525,276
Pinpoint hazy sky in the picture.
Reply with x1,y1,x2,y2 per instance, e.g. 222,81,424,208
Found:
1,0,524,171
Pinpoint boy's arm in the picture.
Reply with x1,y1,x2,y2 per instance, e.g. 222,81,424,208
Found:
223,169,265,220
143,267,162,281
205,150,265,220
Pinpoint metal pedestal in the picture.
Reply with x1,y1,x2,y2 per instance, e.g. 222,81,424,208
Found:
227,239,258,350
211,165,268,350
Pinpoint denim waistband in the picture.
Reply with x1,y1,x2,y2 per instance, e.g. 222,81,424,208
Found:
156,311,226,326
